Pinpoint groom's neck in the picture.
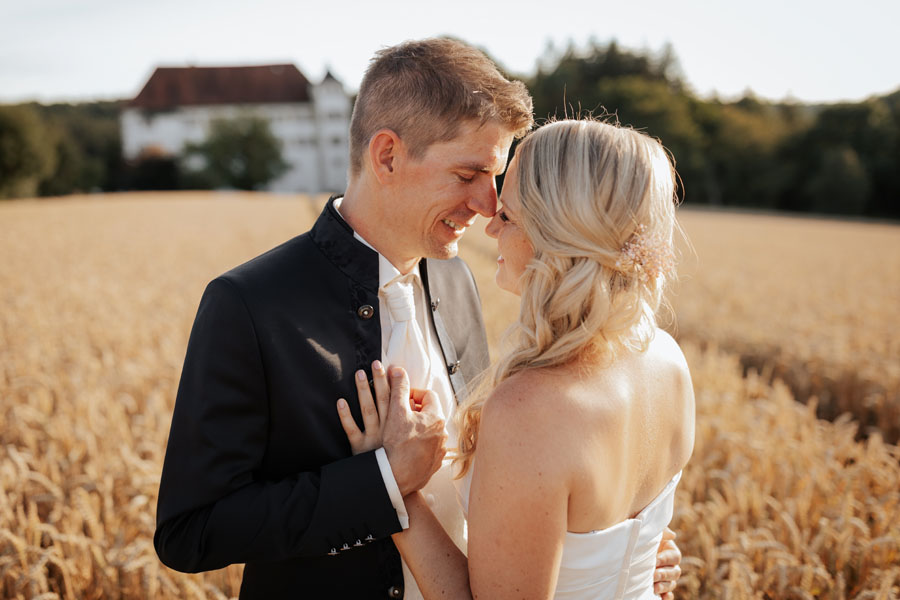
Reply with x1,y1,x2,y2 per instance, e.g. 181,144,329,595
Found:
339,186,420,275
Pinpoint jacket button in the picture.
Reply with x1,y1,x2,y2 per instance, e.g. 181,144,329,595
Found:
357,305,375,319
388,585,403,598
430,298,440,311
448,360,460,375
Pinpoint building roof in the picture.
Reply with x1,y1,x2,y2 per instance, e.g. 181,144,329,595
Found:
128,64,312,110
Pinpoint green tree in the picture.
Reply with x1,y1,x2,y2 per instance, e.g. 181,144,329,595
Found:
37,124,87,197
805,146,871,214
778,99,898,216
184,117,288,190
31,101,123,194
692,99,800,208
0,105,56,198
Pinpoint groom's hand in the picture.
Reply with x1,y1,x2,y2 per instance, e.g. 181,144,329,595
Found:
653,527,682,599
382,367,447,496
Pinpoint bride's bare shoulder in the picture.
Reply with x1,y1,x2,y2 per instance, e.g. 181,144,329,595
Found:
475,368,581,485
650,328,688,364
479,368,572,436
478,365,598,458
647,328,693,392
485,367,573,412
480,331,693,441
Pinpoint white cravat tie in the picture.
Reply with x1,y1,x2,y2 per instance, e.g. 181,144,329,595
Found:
381,273,438,600
381,274,431,390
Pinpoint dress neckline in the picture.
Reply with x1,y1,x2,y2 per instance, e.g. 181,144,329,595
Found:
564,471,682,537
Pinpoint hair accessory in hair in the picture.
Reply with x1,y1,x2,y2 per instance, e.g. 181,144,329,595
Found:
615,224,675,283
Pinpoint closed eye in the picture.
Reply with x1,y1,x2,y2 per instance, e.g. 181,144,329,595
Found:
498,211,510,223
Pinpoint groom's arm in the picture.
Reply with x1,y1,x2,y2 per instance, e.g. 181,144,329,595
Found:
154,278,403,572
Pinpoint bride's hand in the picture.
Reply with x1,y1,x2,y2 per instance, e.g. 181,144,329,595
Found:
336,360,391,455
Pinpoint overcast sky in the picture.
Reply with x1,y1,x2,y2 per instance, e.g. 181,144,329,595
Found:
1,0,898,105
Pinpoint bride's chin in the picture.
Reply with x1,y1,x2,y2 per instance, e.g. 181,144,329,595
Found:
494,273,521,296
493,271,507,293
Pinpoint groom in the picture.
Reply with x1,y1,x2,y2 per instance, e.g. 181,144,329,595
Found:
155,38,682,598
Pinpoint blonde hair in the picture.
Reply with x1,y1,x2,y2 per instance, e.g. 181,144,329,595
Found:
454,118,679,476
348,38,533,175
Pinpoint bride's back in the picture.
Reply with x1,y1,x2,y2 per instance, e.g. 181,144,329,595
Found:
507,328,694,534
571,329,693,532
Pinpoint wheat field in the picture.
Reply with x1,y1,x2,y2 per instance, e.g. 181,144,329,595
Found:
1,193,898,599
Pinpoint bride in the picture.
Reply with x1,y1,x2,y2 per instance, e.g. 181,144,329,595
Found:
338,118,695,599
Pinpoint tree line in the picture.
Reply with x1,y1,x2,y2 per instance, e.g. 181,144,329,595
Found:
0,102,287,197
524,40,899,218
1,40,898,218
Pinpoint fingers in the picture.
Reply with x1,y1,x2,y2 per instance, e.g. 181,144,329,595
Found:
661,526,677,542
656,539,682,569
653,565,681,585
371,360,390,420
654,536,681,596
415,390,445,419
653,573,678,596
355,369,379,433
409,388,427,412
389,367,411,412
336,398,362,447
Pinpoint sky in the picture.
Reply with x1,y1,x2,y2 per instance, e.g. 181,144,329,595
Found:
1,0,898,105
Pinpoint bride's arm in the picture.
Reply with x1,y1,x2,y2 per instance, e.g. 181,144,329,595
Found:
391,493,472,599
337,366,567,599
393,377,569,600
465,379,569,599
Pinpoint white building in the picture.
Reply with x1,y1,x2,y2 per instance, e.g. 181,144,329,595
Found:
120,64,351,194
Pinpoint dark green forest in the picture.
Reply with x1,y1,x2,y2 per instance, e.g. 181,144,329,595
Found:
1,41,898,218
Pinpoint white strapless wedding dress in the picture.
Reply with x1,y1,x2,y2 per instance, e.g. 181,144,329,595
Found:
454,468,681,600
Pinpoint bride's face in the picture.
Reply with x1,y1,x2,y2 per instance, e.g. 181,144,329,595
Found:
485,157,534,295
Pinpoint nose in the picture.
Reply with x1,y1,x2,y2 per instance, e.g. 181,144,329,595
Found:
485,213,501,239
466,177,499,218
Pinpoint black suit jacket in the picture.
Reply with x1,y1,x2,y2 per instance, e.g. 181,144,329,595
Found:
155,198,491,598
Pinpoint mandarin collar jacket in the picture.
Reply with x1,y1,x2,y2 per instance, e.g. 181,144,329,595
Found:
155,197,490,599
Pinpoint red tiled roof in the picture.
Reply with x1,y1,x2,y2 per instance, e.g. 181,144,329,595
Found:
129,64,311,109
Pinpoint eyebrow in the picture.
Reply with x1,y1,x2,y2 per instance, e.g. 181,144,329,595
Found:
456,161,507,175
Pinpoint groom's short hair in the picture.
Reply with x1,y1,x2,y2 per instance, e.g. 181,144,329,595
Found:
348,37,534,175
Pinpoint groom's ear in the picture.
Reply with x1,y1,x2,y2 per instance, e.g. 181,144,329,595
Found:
368,129,402,185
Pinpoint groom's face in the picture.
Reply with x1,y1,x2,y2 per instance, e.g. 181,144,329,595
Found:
393,119,514,262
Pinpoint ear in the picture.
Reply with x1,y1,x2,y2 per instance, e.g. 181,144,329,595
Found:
368,129,404,185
